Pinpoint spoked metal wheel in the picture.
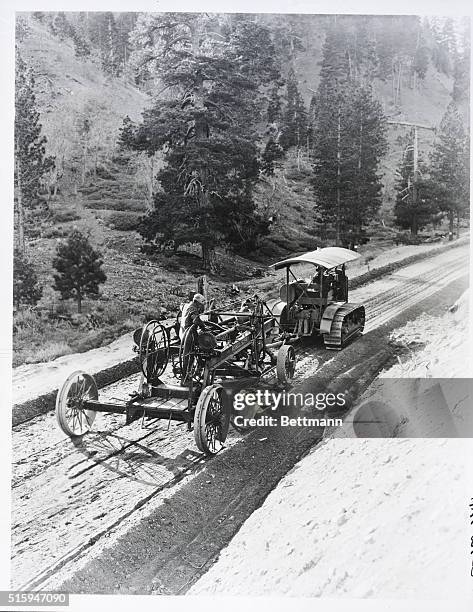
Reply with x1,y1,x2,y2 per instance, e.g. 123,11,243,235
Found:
56,370,98,437
194,384,230,455
139,321,169,385
276,344,296,387
179,326,204,384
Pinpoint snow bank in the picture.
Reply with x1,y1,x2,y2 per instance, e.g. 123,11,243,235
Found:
13,333,135,406
380,291,470,378
190,438,470,598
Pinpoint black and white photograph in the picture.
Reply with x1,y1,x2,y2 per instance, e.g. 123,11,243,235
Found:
1,1,472,610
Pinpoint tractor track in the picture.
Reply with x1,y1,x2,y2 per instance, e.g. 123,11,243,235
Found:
10,244,469,592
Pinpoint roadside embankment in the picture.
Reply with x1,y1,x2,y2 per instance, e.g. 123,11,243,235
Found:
189,437,469,598
334,290,471,439
12,334,139,426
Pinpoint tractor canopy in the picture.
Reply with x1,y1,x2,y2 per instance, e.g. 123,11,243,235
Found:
272,246,360,271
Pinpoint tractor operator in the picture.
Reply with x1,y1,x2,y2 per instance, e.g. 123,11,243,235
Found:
179,293,207,339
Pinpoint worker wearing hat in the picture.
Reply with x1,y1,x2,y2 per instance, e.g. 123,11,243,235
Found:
179,292,207,339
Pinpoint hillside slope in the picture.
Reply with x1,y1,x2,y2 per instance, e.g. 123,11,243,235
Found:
19,13,458,254
20,17,147,137
12,13,466,367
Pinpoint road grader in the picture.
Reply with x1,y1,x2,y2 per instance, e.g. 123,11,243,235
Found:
55,295,296,456
55,246,364,456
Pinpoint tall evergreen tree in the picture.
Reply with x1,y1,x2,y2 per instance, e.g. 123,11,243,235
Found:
101,12,120,76
431,17,456,76
394,132,439,235
429,102,469,239
342,83,388,235
311,24,351,245
15,52,55,252
267,84,282,124
125,14,274,268
311,24,387,245
280,68,308,150
261,137,284,176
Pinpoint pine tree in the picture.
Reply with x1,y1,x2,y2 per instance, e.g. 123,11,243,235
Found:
311,24,351,245
53,231,107,313
441,18,458,62
306,94,317,153
350,17,378,80
431,17,456,76
125,14,274,268
429,102,469,239
13,248,43,309
267,85,282,124
342,83,388,237
311,24,387,245
15,52,55,251
394,132,439,235
412,27,430,83
85,12,122,75
280,68,308,150
101,12,120,76
49,12,74,40
261,138,284,175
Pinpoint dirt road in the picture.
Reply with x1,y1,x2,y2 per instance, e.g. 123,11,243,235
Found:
11,244,468,593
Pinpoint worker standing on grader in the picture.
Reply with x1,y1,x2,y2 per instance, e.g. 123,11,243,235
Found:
179,292,207,339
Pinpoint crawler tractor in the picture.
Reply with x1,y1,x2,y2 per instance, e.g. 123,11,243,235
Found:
267,247,365,350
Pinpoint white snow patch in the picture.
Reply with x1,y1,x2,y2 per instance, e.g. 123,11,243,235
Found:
190,438,470,598
381,291,470,378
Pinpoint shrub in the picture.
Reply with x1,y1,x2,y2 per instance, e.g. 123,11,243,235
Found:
13,307,43,333
394,232,422,246
84,199,146,212
42,226,70,239
27,341,72,363
105,211,141,231
95,166,115,180
52,210,80,223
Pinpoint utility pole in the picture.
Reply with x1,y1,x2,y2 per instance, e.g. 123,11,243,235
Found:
388,120,435,236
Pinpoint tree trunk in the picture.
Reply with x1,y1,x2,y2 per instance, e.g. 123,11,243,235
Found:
81,139,88,185
396,62,403,104
411,213,418,236
448,209,454,240
197,275,208,304
456,211,460,238
191,22,214,272
201,243,214,271
148,155,154,203
391,60,396,102
77,293,82,313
